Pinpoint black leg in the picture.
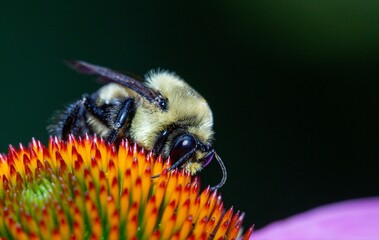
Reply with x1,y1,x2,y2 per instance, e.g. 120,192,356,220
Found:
151,130,170,156
82,94,109,126
106,98,135,143
61,101,85,140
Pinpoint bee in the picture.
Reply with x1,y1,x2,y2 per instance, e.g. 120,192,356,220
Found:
48,61,226,190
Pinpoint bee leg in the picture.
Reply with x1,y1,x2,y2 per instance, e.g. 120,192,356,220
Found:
61,101,85,140
106,98,135,143
151,130,170,156
82,94,108,126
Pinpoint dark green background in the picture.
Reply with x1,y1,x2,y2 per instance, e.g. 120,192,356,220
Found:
1,0,378,230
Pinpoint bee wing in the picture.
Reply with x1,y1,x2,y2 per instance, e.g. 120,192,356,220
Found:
66,60,168,110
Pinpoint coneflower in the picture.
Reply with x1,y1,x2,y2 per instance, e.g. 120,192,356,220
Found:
0,134,253,240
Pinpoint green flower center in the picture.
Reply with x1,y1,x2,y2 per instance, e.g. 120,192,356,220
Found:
21,178,54,212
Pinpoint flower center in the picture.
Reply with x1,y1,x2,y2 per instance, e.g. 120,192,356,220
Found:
21,178,54,211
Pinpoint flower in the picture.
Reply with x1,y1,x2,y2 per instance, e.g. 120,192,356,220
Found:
253,197,379,240
0,134,253,239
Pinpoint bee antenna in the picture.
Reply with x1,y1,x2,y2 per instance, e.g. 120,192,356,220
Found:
151,150,227,191
151,148,196,179
209,153,227,191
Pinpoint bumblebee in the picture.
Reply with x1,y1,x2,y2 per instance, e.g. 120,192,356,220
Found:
48,61,226,190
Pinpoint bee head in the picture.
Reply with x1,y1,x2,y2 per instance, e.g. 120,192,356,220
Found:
153,132,227,191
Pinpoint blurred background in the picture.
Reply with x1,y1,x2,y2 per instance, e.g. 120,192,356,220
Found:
1,0,378,231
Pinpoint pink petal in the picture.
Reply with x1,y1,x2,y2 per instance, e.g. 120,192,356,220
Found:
252,197,379,240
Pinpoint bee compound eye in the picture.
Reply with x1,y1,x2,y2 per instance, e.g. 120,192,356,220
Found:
169,134,197,165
